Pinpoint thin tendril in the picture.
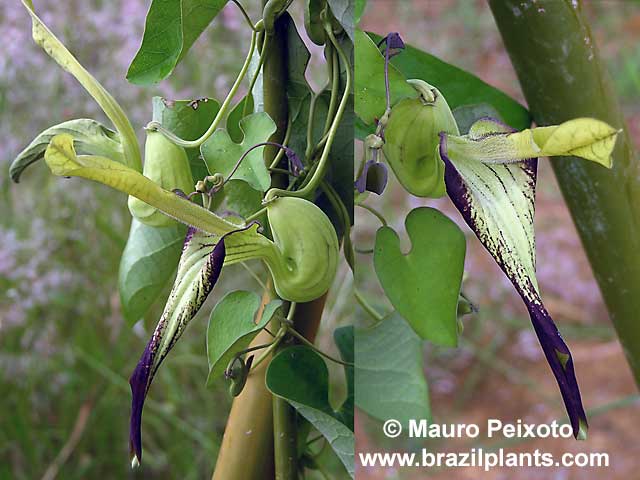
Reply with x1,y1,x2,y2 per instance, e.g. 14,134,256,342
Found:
225,141,291,185
268,118,293,170
286,327,354,367
243,33,269,117
146,30,257,148
354,289,384,323
322,47,340,136
231,0,259,32
356,202,388,226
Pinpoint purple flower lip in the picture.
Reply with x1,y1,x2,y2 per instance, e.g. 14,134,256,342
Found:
355,160,388,195
129,227,229,467
439,126,588,439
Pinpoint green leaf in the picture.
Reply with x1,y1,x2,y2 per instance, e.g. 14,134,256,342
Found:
200,112,277,192
304,0,326,46
10,119,123,183
211,179,264,221
267,345,354,478
227,95,254,143
151,97,221,183
453,103,503,134
355,312,430,426
119,219,186,326
206,290,282,385
327,0,355,41
291,404,354,478
355,29,417,126
20,0,141,170
334,326,354,430
127,0,229,85
367,31,531,130
354,0,366,24
374,207,466,346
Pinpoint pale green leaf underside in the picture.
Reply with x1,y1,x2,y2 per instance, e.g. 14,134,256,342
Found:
266,345,354,478
290,401,355,478
355,312,430,426
10,119,123,183
327,0,355,41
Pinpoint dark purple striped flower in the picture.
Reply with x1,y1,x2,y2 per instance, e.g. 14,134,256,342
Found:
129,228,227,467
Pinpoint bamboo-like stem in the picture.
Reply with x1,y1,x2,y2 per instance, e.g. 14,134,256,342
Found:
212,291,276,480
489,0,640,386
212,10,303,480
259,12,300,480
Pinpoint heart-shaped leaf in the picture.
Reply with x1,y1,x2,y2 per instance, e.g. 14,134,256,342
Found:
374,207,466,346
200,112,277,192
126,0,229,85
355,312,430,426
206,290,282,385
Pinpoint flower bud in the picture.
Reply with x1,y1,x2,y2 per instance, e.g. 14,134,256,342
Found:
128,131,194,226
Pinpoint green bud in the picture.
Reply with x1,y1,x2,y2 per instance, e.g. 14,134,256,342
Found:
382,79,459,198
128,131,194,226
225,355,253,397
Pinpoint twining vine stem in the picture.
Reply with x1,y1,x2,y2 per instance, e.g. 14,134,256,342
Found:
265,19,352,201
147,28,258,148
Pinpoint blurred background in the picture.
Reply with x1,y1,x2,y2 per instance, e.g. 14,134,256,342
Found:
355,1,640,479
0,1,350,479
